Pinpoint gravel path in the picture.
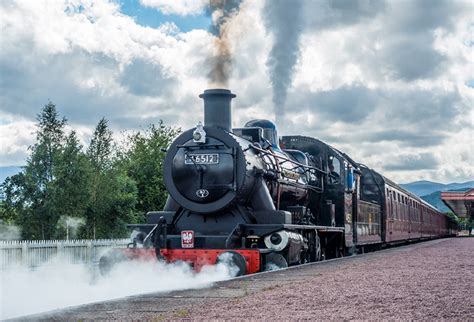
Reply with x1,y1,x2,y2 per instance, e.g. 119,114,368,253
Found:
175,238,474,320
27,238,473,321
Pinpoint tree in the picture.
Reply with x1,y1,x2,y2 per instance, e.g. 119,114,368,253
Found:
84,118,114,238
1,173,35,237
52,131,92,238
84,118,139,238
98,173,138,238
1,102,96,239
1,105,176,240
29,102,67,238
2,102,68,239
119,121,180,218
445,211,458,222
88,118,113,172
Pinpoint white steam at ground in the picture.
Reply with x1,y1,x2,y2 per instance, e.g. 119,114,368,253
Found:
0,256,238,320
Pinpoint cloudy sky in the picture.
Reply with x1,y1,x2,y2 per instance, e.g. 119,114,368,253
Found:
0,0,472,184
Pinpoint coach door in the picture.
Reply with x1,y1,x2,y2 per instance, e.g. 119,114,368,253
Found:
386,188,394,242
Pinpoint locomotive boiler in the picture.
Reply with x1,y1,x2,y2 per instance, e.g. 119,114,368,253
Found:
99,88,456,275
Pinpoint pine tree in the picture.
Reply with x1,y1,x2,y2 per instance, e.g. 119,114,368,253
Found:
2,102,67,239
88,118,113,171
52,131,91,238
85,118,138,238
85,118,113,238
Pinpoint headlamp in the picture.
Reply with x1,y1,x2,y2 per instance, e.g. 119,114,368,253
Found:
193,121,206,143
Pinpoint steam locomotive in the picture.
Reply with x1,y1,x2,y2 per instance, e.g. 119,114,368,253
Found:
100,89,457,275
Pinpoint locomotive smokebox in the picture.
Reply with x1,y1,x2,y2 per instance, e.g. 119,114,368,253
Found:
199,89,236,132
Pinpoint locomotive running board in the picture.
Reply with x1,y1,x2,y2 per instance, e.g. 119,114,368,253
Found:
240,224,344,234
224,223,344,249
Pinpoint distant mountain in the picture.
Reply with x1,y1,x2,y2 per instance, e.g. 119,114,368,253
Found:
400,180,474,213
0,166,22,184
400,180,474,197
420,187,473,213
420,191,450,212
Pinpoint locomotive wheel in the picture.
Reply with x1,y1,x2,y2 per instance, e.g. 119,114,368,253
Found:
217,251,247,276
264,252,288,271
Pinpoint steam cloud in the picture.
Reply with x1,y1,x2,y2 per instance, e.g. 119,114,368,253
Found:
264,0,303,125
0,220,21,240
206,0,242,86
57,216,85,239
0,257,238,319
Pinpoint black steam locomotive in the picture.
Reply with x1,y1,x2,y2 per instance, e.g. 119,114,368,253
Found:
101,89,456,275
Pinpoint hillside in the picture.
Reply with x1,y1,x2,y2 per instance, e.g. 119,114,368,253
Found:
420,191,450,212
400,180,474,197
420,187,473,213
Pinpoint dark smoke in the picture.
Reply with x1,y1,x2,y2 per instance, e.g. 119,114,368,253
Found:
264,0,303,124
206,0,242,86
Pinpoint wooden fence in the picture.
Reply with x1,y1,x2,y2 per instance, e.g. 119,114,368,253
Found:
0,239,130,269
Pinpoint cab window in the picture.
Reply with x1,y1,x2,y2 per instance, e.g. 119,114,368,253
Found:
328,155,341,184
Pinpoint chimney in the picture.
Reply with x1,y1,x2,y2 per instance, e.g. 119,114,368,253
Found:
199,89,236,132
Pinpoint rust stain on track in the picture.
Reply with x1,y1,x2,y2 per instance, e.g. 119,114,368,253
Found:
16,238,474,321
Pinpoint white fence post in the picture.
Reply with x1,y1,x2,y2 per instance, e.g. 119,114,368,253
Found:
87,241,93,265
22,243,28,266
0,239,129,270
57,241,63,259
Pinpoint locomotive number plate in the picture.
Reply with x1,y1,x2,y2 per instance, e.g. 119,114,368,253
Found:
181,230,195,248
185,153,219,165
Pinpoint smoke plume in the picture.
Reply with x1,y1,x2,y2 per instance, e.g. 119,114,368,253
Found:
206,0,242,87
264,0,303,125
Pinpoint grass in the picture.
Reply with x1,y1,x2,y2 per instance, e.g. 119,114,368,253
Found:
153,308,190,321
173,309,190,318
262,284,281,292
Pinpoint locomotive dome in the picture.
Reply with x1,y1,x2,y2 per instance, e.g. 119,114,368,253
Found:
245,119,281,151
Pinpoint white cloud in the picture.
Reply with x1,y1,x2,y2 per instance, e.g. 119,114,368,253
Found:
0,0,472,184
139,0,206,16
0,0,215,123
0,114,36,166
